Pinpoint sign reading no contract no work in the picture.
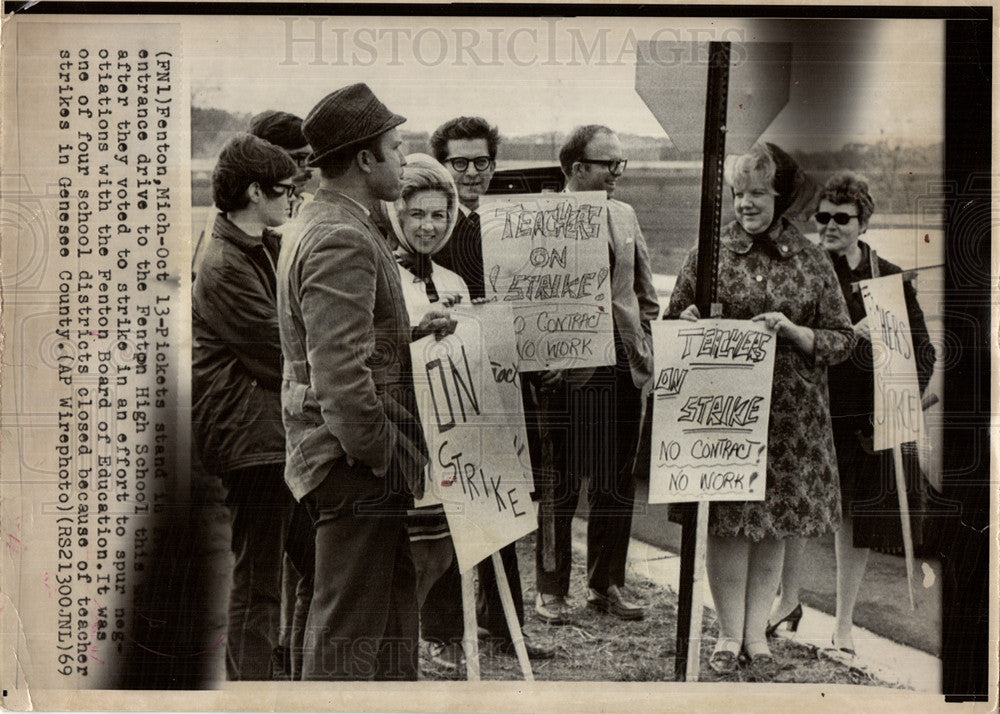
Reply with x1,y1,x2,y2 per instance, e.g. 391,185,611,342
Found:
648,319,777,503
478,191,615,373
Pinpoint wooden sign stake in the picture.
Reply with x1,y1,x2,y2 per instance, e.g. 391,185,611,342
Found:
685,501,711,680
493,551,535,681
461,570,481,681
892,445,917,610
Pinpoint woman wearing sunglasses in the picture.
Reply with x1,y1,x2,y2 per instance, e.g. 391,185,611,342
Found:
666,144,855,679
769,172,935,657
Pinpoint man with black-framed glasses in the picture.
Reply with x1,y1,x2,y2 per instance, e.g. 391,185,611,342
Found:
423,116,555,665
430,116,499,301
532,125,659,625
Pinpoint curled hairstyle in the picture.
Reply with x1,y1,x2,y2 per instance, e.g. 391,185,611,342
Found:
559,125,614,178
430,116,501,163
820,171,875,225
212,133,297,213
724,143,778,195
400,164,455,215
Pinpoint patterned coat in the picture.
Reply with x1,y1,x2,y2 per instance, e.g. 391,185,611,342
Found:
666,218,856,540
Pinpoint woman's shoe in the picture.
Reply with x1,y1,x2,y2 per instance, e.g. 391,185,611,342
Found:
708,638,741,674
742,642,779,680
765,603,803,638
831,635,856,657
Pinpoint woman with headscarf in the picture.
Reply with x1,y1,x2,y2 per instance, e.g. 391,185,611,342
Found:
387,153,468,314
767,172,935,657
380,153,469,674
664,143,855,679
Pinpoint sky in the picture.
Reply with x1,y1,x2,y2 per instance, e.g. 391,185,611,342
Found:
187,15,944,152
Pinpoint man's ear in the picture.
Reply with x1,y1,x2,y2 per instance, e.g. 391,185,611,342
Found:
245,181,263,204
356,148,374,175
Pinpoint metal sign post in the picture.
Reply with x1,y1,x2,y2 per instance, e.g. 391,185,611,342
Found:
635,39,791,681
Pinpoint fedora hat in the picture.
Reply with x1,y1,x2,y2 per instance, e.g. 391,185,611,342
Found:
303,83,406,167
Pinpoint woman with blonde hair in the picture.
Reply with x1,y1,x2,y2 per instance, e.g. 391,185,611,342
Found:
665,143,855,679
381,153,468,674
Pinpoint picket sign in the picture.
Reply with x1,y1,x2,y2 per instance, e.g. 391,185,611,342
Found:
461,570,480,681
648,319,776,505
859,272,925,610
478,191,615,372
410,308,536,680
410,317,537,574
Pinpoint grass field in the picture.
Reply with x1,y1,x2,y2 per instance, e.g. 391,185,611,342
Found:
196,464,901,686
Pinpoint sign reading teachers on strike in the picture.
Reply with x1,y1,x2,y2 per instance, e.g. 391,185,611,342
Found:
860,274,924,451
478,191,615,372
648,319,777,503
410,317,537,573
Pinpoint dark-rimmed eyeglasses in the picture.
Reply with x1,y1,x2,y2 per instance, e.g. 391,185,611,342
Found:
273,182,297,198
445,156,493,172
578,158,628,175
814,211,858,226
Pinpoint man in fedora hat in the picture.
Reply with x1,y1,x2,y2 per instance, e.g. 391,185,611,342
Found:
276,83,454,680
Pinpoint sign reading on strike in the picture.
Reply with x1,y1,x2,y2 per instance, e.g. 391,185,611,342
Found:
648,319,776,503
860,274,924,450
478,191,615,372
410,317,537,573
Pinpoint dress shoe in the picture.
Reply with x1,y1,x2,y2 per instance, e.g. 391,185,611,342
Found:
490,636,555,660
765,603,803,638
708,638,741,674
830,635,856,657
419,639,465,676
534,593,573,625
742,642,779,680
586,585,645,621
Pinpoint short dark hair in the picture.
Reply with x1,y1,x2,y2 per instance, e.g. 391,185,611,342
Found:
430,116,501,163
248,110,308,152
315,134,386,180
820,171,875,225
559,125,614,177
211,133,297,213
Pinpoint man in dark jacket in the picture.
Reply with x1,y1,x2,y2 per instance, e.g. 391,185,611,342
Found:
192,133,298,680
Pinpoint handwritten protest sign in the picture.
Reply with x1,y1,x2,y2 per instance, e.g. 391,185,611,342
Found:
411,318,537,573
648,319,776,503
413,304,534,508
479,191,615,372
464,303,535,492
860,274,925,450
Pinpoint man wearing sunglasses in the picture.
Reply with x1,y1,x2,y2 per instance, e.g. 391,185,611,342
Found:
192,133,299,679
532,125,659,625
